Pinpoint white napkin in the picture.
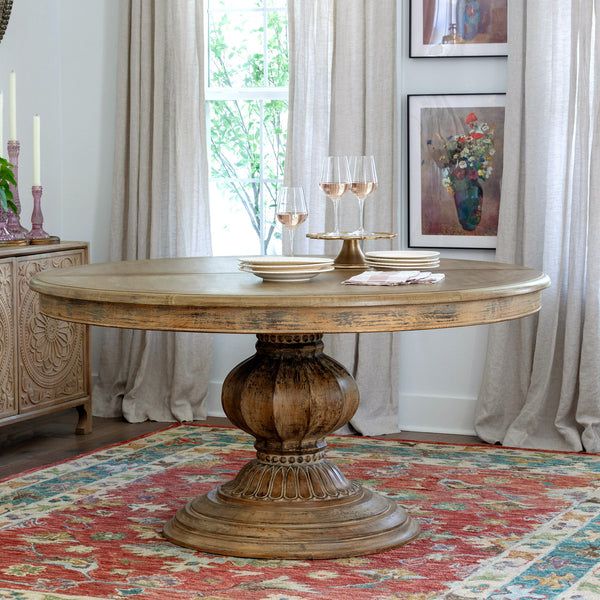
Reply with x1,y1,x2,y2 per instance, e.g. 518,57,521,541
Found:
342,270,445,286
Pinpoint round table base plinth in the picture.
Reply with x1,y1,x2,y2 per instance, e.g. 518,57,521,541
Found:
164,485,419,559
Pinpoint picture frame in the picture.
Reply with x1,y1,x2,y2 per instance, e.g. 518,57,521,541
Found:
410,0,508,58
408,93,506,249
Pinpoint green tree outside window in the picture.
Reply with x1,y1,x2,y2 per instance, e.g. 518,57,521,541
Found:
208,6,288,254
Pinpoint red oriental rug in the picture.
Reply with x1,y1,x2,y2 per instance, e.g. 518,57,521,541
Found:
0,425,599,600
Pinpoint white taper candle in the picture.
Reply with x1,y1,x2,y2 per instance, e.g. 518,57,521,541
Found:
33,115,41,186
8,71,16,140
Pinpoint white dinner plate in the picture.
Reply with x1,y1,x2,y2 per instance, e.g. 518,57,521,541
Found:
365,250,440,260
365,258,440,265
241,265,335,282
239,261,334,272
365,259,440,267
239,256,333,266
365,264,440,270
366,264,440,271
240,265,334,275
367,261,440,271
365,265,441,270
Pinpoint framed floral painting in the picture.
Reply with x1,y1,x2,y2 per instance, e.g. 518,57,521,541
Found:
408,93,506,249
410,0,508,58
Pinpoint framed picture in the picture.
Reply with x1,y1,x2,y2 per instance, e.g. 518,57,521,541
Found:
408,93,506,249
410,0,508,58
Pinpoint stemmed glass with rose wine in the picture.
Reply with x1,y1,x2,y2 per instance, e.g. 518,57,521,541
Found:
348,155,378,236
276,186,308,257
319,156,351,236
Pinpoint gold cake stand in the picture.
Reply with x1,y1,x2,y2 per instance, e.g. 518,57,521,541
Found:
306,231,396,269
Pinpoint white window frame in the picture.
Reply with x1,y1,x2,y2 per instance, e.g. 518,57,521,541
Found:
205,0,288,255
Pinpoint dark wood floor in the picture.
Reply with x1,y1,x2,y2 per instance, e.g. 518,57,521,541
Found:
0,408,480,479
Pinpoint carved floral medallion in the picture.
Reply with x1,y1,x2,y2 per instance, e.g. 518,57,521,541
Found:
18,252,86,408
29,312,74,376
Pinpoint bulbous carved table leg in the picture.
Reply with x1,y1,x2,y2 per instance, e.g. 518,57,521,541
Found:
164,333,419,559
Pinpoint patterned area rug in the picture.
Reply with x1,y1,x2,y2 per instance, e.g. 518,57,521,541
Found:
0,425,599,600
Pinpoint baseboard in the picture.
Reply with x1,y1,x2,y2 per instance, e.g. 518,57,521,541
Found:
398,393,477,436
206,381,226,418
93,373,477,437
93,375,478,437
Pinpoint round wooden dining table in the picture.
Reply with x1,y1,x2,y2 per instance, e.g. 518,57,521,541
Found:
30,256,549,559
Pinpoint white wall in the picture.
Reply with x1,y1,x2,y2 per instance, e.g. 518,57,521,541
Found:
0,0,63,236
59,0,118,264
0,0,117,263
0,0,506,435
391,0,507,433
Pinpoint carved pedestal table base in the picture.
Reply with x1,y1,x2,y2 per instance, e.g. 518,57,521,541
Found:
164,334,419,559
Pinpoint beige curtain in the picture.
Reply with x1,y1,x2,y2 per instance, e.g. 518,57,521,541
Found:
94,0,213,422
475,0,600,452
286,0,399,435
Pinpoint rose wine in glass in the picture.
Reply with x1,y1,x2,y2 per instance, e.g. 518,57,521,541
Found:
276,186,308,257
349,155,378,235
319,156,350,236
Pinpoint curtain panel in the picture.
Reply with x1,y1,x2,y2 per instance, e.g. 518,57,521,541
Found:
476,0,600,452
94,0,213,422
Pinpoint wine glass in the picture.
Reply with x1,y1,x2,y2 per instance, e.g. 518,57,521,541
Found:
276,186,308,257
319,156,350,236
348,155,378,236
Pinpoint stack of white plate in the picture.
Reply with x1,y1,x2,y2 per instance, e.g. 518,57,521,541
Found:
364,250,440,270
239,256,335,282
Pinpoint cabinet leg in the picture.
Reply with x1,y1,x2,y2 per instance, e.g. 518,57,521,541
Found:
75,400,92,435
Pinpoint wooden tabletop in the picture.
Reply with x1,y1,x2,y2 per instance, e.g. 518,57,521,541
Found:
30,257,550,334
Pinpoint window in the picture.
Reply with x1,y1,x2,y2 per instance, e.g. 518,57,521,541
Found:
206,0,288,255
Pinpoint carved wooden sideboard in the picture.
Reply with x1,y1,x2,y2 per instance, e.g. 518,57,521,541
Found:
0,242,91,434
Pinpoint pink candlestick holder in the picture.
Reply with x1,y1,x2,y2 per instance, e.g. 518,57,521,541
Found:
7,140,28,238
26,186,50,241
0,210,14,244
0,140,15,243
